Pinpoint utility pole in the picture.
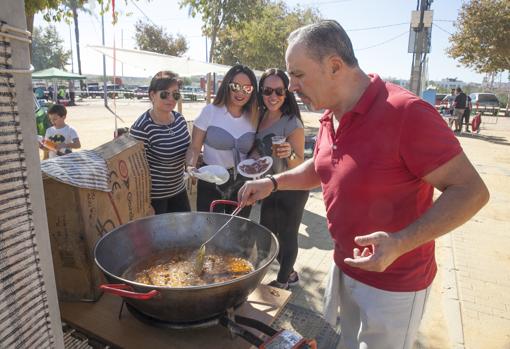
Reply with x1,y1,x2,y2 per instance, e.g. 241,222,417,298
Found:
101,2,107,105
409,0,433,96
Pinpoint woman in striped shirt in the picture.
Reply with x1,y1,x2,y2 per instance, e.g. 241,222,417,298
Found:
130,71,191,214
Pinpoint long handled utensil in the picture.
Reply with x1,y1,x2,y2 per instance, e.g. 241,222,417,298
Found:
194,204,243,274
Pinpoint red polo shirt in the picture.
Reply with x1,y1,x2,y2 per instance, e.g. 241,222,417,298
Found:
314,74,462,291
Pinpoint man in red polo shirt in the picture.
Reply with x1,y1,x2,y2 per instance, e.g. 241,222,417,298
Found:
238,20,489,349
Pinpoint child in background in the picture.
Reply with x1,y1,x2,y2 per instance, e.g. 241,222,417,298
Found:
43,104,81,158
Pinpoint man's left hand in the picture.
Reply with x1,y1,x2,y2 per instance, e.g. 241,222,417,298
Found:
343,231,404,272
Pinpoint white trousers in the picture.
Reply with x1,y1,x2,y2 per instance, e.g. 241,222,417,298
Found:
323,263,431,349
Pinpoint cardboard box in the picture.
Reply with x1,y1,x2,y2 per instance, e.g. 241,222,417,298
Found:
44,135,152,301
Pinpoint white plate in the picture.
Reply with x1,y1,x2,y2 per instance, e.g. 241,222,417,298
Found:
237,156,273,178
194,165,230,185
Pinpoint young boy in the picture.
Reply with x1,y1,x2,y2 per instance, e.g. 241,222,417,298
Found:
43,104,81,158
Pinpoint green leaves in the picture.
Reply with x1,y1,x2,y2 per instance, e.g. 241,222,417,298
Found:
134,20,189,57
32,26,71,70
214,1,321,69
447,0,510,74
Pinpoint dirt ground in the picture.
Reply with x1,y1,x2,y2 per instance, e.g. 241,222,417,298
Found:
52,98,510,348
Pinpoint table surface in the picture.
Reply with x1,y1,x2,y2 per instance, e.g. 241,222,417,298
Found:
60,285,291,349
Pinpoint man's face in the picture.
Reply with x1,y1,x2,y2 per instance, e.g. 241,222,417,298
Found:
286,42,328,111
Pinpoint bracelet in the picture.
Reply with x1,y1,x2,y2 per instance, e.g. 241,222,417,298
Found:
265,174,278,192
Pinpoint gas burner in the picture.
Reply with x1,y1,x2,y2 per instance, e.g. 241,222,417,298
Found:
124,302,226,330
122,302,317,348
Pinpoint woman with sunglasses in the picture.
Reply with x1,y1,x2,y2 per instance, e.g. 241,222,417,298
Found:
130,71,191,214
186,64,258,217
250,68,308,290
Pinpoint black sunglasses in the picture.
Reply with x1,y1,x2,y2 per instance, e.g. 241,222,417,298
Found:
229,82,254,95
159,90,181,100
262,86,286,97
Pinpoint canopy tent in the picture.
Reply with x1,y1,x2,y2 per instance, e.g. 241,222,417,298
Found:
32,68,86,103
32,67,86,80
87,45,262,77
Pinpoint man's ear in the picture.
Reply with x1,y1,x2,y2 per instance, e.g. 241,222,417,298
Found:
328,56,344,76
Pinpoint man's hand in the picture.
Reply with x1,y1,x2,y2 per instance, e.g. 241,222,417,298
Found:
237,178,274,207
343,231,405,272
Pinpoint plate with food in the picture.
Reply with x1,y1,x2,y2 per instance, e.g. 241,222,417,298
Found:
192,165,230,185
237,156,273,178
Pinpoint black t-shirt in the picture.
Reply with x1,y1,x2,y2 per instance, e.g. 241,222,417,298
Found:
454,93,467,109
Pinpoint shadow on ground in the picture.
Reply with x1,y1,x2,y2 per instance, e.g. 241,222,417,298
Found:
457,131,510,146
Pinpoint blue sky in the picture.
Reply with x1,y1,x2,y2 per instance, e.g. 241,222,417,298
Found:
34,0,486,83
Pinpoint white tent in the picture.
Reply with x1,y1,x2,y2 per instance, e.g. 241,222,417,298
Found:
87,45,262,77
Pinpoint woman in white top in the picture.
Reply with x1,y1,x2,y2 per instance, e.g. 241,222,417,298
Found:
186,65,258,217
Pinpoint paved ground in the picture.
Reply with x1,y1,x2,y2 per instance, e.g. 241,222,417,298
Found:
62,98,510,349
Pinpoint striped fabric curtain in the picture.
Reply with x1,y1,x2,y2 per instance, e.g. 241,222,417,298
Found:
0,27,56,348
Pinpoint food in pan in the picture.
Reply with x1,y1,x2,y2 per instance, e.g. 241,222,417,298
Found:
125,250,254,287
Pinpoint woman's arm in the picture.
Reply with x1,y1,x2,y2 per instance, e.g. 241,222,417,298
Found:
283,127,305,169
185,126,206,169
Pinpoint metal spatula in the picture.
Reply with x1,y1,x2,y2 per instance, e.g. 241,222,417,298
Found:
194,205,243,275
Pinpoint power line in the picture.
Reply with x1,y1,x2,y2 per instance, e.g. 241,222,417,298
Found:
347,22,408,32
130,0,157,26
433,23,452,35
356,30,409,51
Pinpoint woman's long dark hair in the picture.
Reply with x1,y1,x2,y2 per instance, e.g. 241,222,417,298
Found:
258,68,301,122
213,64,259,126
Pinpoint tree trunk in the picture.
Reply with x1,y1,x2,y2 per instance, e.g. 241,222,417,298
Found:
72,7,82,75
205,27,218,105
71,6,85,89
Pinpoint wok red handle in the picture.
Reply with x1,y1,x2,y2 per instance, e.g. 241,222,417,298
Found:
100,284,159,300
210,200,240,212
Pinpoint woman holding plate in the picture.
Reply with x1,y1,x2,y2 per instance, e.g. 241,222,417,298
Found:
130,71,191,214
249,68,309,289
185,65,258,217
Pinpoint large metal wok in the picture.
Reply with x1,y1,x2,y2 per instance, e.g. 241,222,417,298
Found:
94,201,279,323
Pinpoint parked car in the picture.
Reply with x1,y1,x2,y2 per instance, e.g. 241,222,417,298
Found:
134,85,149,99
469,93,500,115
181,86,205,101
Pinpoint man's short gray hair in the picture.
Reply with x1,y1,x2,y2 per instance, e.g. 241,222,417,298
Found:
288,20,358,67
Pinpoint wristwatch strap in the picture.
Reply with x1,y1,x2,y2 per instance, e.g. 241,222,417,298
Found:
265,174,278,192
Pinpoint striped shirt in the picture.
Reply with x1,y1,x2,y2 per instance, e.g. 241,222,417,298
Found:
130,110,191,199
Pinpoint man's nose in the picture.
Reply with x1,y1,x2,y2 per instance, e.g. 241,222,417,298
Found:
288,77,298,93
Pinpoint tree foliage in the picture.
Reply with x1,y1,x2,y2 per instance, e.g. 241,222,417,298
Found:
214,2,321,70
179,0,262,63
134,20,188,56
447,0,510,74
32,25,71,70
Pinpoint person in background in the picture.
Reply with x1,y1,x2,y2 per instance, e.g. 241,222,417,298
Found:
185,64,258,217
453,87,467,132
445,88,456,129
130,71,191,214
43,104,81,158
461,94,472,132
238,20,489,349
249,68,308,290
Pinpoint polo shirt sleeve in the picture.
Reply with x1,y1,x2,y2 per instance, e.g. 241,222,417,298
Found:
399,99,462,178
193,104,212,131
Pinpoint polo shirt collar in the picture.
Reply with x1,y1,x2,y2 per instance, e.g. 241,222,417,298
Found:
319,73,384,123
